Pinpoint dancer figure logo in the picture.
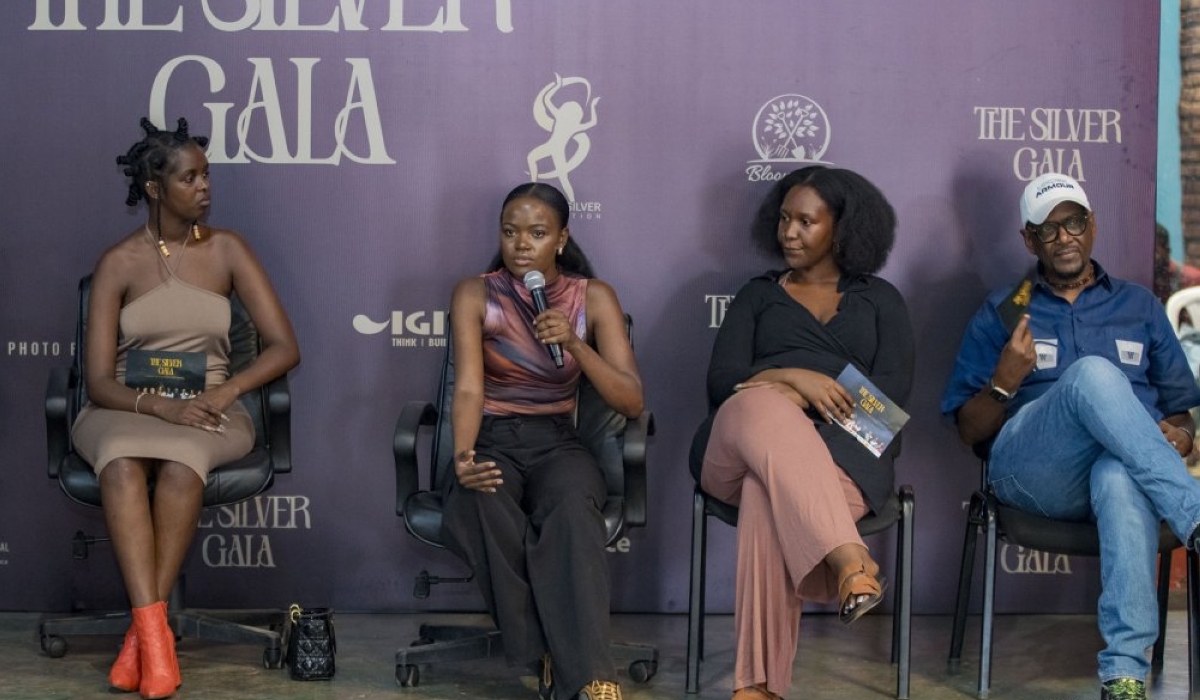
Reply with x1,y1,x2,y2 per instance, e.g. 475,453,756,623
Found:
527,74,599,202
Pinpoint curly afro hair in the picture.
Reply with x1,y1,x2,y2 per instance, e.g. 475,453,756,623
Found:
750,165,897,276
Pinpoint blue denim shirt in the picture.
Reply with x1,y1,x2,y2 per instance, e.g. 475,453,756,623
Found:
941,261,1200,422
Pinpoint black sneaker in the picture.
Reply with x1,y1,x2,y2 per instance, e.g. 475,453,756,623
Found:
1100,678,1146,700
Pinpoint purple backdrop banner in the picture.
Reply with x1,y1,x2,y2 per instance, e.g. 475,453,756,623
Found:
0,2,1158,616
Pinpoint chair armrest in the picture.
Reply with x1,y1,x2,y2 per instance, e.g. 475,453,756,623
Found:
620,410,655,529
45,367,73,479
394,401,438,517
265,374,292,474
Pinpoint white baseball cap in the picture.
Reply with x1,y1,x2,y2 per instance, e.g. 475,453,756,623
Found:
1019,173,1091,226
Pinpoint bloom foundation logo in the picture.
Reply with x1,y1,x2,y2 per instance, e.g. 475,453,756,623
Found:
747,94,832,182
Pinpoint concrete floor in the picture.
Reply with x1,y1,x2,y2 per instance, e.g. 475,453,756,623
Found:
2,610,1195,700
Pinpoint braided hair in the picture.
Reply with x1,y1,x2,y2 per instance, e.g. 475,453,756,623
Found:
115,117,209,207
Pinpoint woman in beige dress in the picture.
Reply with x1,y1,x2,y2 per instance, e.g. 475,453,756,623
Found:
71,117,299,699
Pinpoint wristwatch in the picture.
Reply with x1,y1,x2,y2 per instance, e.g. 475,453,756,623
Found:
987,381,1014,404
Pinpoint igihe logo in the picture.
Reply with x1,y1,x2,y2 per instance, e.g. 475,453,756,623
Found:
353,311,448,348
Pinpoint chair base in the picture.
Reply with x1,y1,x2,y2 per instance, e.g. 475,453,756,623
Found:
394,623,659,688
38,585,284,669
947,489,1200,699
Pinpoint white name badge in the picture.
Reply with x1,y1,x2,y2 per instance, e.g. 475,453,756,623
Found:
1115,339,1144,365
1034,339,1058,370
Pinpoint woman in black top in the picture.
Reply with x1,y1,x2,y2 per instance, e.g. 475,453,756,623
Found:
693,166,914,700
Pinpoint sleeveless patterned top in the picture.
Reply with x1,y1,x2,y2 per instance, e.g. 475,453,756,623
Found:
481,269,588,416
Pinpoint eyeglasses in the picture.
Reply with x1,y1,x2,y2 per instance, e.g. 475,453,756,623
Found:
1026,212,1090,244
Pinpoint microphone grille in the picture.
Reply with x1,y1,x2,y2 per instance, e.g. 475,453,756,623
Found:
523,270,546,290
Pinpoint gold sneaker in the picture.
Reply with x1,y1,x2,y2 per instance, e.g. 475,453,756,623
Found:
578,679,622,700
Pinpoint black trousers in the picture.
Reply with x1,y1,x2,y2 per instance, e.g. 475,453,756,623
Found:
440,414,615,696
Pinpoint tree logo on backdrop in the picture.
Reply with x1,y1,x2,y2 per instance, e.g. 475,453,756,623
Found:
747,94,832,182
526,74,602,219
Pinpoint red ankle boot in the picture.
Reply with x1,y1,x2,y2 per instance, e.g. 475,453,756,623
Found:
132,601,177,699
109,624,139,691
163,603,180,690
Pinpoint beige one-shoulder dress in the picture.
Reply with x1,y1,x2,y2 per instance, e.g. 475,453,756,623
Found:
72,274,254,480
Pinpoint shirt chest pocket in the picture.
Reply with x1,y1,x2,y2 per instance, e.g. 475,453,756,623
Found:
1114,338,1145,366
1081,329,1147,372
1033,338,1058,370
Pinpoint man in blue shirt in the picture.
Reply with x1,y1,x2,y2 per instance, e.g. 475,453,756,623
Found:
942,173,1200,700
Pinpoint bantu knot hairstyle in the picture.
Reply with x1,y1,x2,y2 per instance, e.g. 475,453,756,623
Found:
115,117,210,207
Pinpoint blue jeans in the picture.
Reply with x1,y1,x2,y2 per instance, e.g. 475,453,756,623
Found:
989,356,1200,683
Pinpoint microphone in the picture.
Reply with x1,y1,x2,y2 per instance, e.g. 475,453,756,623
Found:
523,270,565,368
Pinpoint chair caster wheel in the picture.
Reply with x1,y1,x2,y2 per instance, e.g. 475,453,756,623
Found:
263,646,283,669
41,634,67,658
396,664,419,687
628,659,656,683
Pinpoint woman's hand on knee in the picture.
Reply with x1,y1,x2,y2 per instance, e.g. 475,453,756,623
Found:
786,370,854,422
151,396,228,434
455,450,503,492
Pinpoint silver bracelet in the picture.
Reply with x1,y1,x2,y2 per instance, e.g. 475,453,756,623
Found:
134,393,145,415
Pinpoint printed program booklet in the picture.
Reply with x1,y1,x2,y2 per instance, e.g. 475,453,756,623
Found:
996,277,1033,334
124,348,205,400
831,363,910,458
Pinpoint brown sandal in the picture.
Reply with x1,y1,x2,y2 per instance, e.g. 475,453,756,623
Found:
838,565,886,625
732,685,783,700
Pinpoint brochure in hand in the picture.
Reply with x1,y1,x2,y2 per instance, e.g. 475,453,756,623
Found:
996,277,1033,334
124,348,206,400
830,363,910,458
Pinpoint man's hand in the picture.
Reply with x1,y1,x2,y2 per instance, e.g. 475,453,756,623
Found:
1159,421,1194,458
993,314,1036,392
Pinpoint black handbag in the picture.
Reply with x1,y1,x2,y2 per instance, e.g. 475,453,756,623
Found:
283,604,336,681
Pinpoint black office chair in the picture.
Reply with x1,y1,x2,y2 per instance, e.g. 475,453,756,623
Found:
392,316,658,690
40,275,293,668
685,445,914,698
948,444,1200,699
